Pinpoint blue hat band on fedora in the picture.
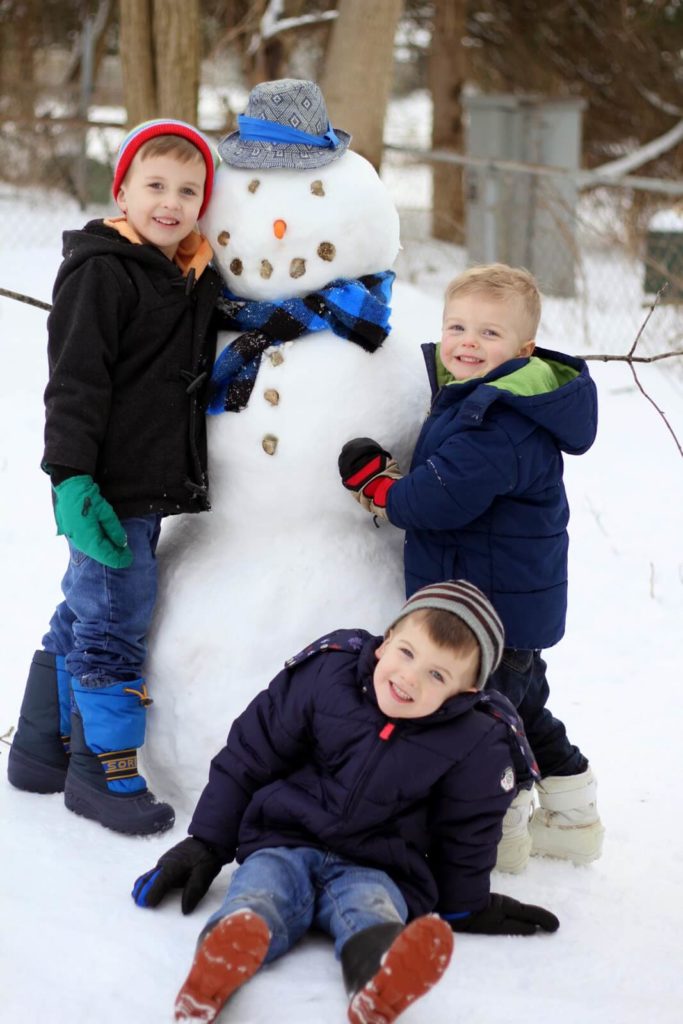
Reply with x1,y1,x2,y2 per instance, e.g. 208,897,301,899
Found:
237,114,341,150
218,79,350,169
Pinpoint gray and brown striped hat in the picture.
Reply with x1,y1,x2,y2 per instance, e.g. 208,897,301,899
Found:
391,580,504,690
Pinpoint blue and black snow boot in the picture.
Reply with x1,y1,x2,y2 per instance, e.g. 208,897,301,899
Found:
7,650,71,793
64,678,175,836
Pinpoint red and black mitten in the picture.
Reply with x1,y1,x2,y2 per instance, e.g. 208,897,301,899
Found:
338,438,403,519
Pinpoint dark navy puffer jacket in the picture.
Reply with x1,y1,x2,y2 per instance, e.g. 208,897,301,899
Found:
386,346,598,649
189,631,525,919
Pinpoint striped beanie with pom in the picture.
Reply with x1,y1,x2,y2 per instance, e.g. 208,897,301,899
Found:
392,580,505,690
112,119,216,217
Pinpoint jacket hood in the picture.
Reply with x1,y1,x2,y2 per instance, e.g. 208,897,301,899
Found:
59,219,175,270
54,219,211,297
423,343,598,456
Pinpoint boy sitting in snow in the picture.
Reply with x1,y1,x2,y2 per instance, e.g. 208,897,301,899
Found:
7,120,223,837
338,263,605,873
132,580,558,1024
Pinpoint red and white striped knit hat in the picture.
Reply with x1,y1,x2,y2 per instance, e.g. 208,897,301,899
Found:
112,119,216,218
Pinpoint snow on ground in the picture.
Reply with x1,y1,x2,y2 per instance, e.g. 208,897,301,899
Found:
1,189,682,1024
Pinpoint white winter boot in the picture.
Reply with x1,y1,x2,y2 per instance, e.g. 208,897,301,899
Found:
530,765,605,864
495,787,534,874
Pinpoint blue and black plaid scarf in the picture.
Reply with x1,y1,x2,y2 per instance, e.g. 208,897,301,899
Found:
208,270,395,414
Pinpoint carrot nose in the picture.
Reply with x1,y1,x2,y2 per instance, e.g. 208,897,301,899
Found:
273,219,287,239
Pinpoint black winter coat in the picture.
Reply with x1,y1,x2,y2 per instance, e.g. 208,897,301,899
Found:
43,220,223,518
189,630,529,919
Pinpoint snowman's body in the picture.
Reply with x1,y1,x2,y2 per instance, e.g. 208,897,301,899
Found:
144,152,434,805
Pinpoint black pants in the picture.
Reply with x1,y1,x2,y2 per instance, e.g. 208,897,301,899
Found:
487,649,588,779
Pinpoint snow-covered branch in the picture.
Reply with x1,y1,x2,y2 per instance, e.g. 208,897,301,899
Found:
261,5,337,41
248,0,337,54
594,118,683,178
637,85,683,120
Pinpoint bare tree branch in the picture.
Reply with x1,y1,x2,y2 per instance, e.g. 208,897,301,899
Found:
0,287,51,311
627,358,683,458
1,282,681,455
580,286,683,458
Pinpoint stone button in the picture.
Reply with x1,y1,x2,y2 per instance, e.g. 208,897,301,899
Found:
264,388,280,406
262,434,278,456
270,350,285,366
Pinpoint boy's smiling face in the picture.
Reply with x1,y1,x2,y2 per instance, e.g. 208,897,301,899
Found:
373,613,479,719
116,151,206,259
440,290,536,381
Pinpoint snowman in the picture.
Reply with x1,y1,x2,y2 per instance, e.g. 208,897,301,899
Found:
144,80,432,806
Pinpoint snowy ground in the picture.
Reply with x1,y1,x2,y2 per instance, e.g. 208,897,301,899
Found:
1,189,682,1024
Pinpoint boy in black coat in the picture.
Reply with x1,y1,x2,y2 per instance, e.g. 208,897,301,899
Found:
133,581,558,1024
7,119,223,836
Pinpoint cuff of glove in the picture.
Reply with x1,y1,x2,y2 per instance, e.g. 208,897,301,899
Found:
364,474,396,508
47,464,84,487
190,834,232,865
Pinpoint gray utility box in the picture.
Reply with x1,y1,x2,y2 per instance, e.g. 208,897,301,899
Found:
644,209,683,302
463,94,586,298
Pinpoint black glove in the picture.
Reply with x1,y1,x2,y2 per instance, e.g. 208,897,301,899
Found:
449,894,559,936
131,837,224,914
338,437,402,518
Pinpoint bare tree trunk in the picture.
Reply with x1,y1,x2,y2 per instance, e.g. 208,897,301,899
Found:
119,0,157,126
153,0,200,121
1,0,38,120
119,0,200,127
430,0,467,243
321,0,402,170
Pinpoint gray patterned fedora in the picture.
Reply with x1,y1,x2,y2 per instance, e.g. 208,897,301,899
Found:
218,78,351,170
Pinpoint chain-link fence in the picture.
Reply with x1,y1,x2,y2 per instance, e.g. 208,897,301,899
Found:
383,145,683,370
3,115,683,379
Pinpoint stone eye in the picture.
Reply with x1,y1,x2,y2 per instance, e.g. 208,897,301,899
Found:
217,230,230,246
317,242,336,262
248,179,260,193
310,180,325,196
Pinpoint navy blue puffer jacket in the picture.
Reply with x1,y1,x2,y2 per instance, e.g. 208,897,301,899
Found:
386,346,598,649
189,631,527,919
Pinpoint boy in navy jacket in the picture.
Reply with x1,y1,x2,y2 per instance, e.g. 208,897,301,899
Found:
133,581,558,1024
7,120,222,837
339,264,604,873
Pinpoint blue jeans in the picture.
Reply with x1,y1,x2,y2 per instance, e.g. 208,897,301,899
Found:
488,649,588,779
205,847,408,962
43,515,162,685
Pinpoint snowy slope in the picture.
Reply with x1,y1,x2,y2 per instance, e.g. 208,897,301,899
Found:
1,191,682,1024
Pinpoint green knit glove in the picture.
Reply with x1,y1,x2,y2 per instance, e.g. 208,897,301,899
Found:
53,475,133,569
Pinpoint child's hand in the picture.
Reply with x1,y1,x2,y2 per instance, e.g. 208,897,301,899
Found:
448,893,559,936
338,437,403,519
52,475,133,568
132,837,224,914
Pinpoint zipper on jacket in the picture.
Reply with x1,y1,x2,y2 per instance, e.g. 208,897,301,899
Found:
342,719,396,820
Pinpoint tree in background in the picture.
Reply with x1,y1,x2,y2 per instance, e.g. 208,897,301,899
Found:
321,0,403,169
119,0,200,126
464,0,683,235
430,0,467,243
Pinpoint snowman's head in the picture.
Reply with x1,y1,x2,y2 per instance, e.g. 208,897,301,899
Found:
200,150,400,301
